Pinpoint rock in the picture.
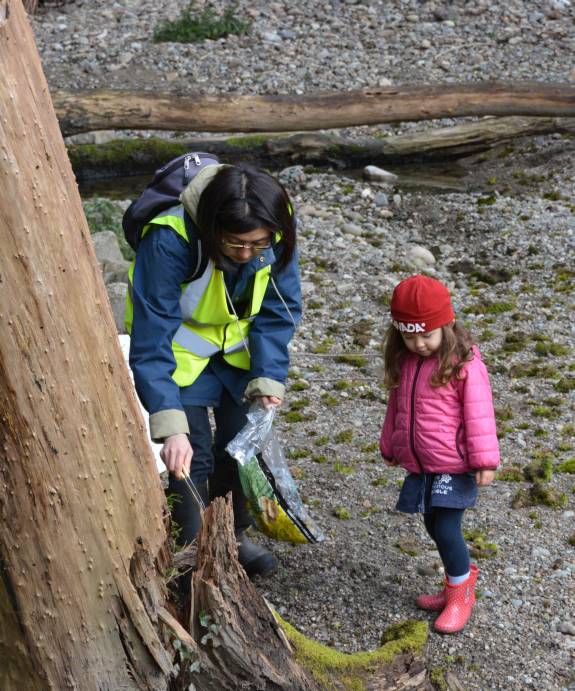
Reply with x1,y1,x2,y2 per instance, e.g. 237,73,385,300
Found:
406,244,436,268
558,622,575,636
363,165,398,184
106,282,128,334
92,231,125,265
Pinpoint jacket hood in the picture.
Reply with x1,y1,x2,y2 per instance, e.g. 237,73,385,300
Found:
179,163,232,224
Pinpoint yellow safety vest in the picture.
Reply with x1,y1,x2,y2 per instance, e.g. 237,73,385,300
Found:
125,205,272,387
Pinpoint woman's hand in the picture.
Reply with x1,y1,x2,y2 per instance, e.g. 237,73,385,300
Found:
475,469,496,486
160,433,193,480
256,396,283,409
383,457,400,466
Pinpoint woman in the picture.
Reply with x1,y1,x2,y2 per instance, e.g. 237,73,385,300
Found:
127,161,301,577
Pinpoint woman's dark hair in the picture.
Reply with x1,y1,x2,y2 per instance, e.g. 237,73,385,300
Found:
195,163,296,270
383,322,474,389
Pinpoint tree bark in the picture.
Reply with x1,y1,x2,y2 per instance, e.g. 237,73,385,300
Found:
190,497,319,690
0,1,172,688
53,82,575,136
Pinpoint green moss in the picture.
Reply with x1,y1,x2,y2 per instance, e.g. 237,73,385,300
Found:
497,466,523,482
333,380,351,391
312,454,327,464
224,134,269,149
463,300,515,315
333,507,352,520
477,194,497,206
501,331,530,353
562,424,575,436
308,300,324,310
314,436,329,447
153,2,251,43
495,406,514,421
289,398,310,411
312,338,334,354
509,363,559,379
275,614,427,690
361,443,379,453
287,449,309,460
334,463,355,475
533,429,549,438
534,341,569,357
283,411,305,423
335,354,368,368
463,529,498,559
70,137,190,182
429,667,448,691
568,533,575,547
290,381,310,392
372,477,388,487
523,455,553,482
321,394,340,407
557,459,575,474
335,430,354,444
557,442,573,452
531,406,554,419
512,484,568,509
555,377,575,393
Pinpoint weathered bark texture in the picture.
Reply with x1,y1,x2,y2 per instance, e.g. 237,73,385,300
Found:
189,497,319,690
68,115,575,181
0,1,172,688
53,82,575,135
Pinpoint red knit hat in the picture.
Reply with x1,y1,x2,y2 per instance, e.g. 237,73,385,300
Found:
390,275,455,333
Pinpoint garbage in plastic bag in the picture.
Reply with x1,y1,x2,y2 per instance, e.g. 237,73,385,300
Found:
226,404,324,545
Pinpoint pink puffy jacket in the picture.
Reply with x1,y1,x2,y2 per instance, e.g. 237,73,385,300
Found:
380,346,500,474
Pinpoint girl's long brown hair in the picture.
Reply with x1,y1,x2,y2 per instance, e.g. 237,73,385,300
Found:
383,322,474,389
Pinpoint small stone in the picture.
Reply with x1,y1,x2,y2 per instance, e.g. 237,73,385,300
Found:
558,622,575,635
373,193,389,207
363,165,398,183
407,245,436,268
342,222,363,236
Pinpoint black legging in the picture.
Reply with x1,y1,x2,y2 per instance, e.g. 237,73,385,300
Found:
423,508,470,578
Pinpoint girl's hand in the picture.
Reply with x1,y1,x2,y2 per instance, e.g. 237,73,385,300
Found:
383,457,400,466
257,396,283,409
160,433,193,480
475,469,496,486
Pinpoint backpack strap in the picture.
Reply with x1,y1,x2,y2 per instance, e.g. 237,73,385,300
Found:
184,209,209,283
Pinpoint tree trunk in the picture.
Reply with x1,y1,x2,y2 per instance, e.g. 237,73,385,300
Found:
53,82,575,136
68,116,575,181
0,1,172,688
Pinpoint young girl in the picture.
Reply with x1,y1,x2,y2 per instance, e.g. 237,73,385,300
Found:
379,275,499,634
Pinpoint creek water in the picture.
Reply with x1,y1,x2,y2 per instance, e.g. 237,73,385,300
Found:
78,161,474,200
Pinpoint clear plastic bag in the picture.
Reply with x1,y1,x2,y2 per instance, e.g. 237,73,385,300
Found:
226,404,324,544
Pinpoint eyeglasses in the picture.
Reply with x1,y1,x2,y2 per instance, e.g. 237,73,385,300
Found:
220,239,272,252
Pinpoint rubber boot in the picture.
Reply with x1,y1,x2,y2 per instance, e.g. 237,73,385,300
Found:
417,564,478,612
236,530,278,578
433,566,479,634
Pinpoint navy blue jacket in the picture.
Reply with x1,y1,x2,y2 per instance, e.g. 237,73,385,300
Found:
129,224,302,419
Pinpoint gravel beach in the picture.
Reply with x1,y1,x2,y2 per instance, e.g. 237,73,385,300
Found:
31,1,575,689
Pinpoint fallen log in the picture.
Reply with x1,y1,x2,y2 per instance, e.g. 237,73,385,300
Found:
54,82,575,136
68,116,575,181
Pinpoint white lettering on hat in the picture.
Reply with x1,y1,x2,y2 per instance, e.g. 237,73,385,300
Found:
392,320,426,333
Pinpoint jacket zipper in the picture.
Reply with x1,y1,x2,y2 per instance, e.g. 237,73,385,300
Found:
410,358,424,473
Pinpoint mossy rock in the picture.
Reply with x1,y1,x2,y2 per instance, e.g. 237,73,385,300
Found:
276,614,428,690
512,484,568,509
557,459,575,474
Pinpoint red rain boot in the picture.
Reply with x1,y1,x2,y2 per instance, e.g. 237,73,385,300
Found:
433,566,479,634
417,564,478,612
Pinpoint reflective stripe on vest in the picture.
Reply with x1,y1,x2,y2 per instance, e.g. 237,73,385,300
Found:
125,205,272,387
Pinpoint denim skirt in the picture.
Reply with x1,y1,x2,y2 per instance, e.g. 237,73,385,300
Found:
396,472,478,514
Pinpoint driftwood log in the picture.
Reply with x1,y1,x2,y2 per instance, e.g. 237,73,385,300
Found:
68,115,575,181
54,82,575,136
